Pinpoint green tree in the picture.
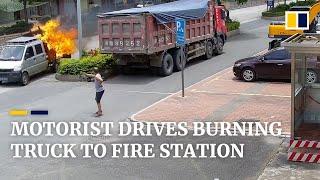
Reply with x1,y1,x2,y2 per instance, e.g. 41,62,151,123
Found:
18,0,44,23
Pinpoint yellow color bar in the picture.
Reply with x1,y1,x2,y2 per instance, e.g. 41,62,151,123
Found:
9,109,28,116
287,12,297,28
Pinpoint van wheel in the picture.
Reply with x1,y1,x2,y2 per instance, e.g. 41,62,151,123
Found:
173,48,186,71
159,53,174,76
205,41,213,59
214,37,224,55
21,72,30,86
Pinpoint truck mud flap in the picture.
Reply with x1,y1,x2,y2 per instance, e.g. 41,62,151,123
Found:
149,53,165,67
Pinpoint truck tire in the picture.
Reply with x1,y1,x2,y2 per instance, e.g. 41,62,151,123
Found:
159,53,174,76
214,37,223,55
173,48,186,71
205,41,214,59
21,72,30,86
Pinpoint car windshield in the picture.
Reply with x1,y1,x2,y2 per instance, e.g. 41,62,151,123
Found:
0,46,24,61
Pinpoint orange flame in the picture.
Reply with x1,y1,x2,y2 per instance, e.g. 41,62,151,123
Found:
33,20,77,58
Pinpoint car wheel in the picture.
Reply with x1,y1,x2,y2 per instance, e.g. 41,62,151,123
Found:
173,48,186,71
241,68,255,82
205,41,214,59
306,70,317,84
21,72,30,86
158,53,174,76
214,37,223,55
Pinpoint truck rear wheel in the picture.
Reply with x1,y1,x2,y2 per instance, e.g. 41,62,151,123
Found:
205,41,213,59
214,37,223,55
173,48,186,71
159,53,174,76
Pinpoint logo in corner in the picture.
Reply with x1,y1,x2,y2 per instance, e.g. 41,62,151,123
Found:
285,11,309,30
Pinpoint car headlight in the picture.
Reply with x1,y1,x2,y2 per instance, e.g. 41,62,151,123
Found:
234,63,242,67
13,65,22,72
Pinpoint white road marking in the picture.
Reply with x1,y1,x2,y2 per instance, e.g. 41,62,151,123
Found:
0,88,12,94
205,67,233,84
190,89,290,98
247,25,269,32
205,49,269,84
118,90,174,95
130,67,235,121
241,17,261,24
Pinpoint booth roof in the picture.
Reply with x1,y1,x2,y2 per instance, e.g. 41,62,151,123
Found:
98,0,210,24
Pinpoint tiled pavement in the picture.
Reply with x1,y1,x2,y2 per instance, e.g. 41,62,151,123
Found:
131,67,291,134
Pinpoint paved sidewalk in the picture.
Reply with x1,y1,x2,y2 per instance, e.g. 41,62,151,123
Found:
229,0,295,23
131,67,291,133
258,139,320,180
131,67,320,179
230,4,267,23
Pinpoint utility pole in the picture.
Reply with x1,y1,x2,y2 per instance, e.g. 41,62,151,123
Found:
76,0,83,58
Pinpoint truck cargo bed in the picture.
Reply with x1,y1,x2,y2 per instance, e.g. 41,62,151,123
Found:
98,0,214,55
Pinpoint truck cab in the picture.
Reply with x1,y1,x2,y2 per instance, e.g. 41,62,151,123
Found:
0,37,48,85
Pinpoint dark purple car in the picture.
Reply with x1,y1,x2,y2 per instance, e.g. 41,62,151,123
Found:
233,47,320,83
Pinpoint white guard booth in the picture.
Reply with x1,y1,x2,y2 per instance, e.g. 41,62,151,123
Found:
282,33,320,163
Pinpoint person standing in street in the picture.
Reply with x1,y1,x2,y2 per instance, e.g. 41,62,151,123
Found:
84,67,105,117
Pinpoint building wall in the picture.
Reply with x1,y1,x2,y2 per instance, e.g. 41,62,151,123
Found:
0,11,14,24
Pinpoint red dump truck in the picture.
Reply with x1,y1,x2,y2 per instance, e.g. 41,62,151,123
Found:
97,0,228,76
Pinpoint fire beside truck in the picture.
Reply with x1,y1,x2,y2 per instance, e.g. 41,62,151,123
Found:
97,0,228,76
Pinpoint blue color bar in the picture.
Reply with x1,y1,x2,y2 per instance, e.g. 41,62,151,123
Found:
30,110,48,115
298,13,308,28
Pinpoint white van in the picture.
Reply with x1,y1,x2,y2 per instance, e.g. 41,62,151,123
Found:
0,37,48,85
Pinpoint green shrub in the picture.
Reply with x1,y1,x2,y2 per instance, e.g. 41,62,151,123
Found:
58,54,115,75
262,0,317,17
0,21,32,36
227,20,240,32
272,4,291,12
290,0,316,6
262,11,285,17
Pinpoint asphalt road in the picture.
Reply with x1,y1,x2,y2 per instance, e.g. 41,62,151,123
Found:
0,19,284,180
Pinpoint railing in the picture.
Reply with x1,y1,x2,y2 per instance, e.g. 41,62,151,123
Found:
224,0,285,10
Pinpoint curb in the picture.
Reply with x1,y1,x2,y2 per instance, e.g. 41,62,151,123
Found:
55,69,116,82
129,49,291,137
227,29,240,38
55,74,88,82
261,16,285,21
129,67,232,122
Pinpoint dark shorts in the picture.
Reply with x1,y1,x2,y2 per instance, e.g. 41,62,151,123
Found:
95,90,104,103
